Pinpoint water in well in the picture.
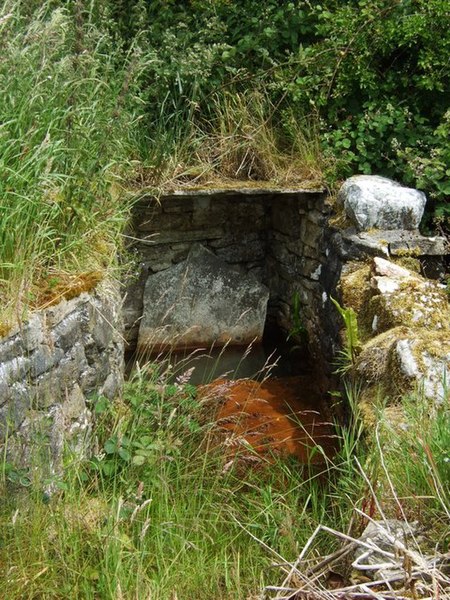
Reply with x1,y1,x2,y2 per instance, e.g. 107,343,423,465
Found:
127,325,336,463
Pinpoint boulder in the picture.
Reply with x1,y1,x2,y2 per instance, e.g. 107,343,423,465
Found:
338,175,426,231
138,244,269,352
391,332,450,404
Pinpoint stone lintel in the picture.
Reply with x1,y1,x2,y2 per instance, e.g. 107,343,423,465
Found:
134,187,325,212
341,228,447,258
163,186,325,198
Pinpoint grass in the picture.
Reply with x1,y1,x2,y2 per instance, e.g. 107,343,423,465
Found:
1,364,448,599
0,365,353,599
143,89,327,195
177,90,325,187
0,2,144,327
1,5,448,598
375,393,450,529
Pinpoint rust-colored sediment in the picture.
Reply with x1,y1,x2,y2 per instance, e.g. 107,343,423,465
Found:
200,376,336,463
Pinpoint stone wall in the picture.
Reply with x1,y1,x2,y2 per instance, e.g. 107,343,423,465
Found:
124,182,446,377
124,188,336,369
267,194,334,365
124,190,271,344
0,280,123,484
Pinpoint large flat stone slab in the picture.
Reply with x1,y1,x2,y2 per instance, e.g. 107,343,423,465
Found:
338,228,446,259
161,185,325,197
138,245,269,352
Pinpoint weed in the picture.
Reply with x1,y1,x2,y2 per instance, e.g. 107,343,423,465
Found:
331,296,361,375
287,291,307,343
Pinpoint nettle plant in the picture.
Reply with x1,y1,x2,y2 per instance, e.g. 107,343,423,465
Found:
90,371,200,480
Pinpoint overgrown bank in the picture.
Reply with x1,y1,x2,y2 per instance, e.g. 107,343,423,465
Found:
1,0,449,322
1,365,448,599
1,3,449,597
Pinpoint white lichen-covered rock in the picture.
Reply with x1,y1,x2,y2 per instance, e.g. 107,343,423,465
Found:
373,256,412,279
353,520,420,580
392,334,450,404
371,276,402,294
370,258,416,295
138,244,269,352
338,175,426,231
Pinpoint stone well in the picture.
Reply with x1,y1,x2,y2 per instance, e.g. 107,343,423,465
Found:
124,181,447,375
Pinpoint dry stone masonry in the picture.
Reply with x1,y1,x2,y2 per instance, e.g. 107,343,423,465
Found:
124,186,334,366
125,179,447,380
0,281,123,484
337,176,449,410
342,257,450,405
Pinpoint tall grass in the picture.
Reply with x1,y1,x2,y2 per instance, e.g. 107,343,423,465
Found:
192,90,325,184
376,393,450,527
145,89,326,189
1,366,448,598
0,1,145,321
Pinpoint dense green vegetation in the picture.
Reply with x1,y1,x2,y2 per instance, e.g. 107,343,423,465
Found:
0,4,449,595
112,0,450,189
1,0,449,316
1,367,448,598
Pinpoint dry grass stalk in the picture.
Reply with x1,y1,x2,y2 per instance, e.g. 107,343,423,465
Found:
265,518,450,600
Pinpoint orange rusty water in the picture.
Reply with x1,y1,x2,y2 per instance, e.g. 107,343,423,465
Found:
201,376,336,463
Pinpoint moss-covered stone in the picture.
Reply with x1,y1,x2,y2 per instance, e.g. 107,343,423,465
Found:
393,257,421,273
358,386,384,427
367,278,449,335
340,263,372,313
355,326,411,384
388,330,450,403
338,256,450,409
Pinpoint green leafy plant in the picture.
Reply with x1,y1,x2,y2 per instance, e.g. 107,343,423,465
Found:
331,296,361,374
287,290,307,342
